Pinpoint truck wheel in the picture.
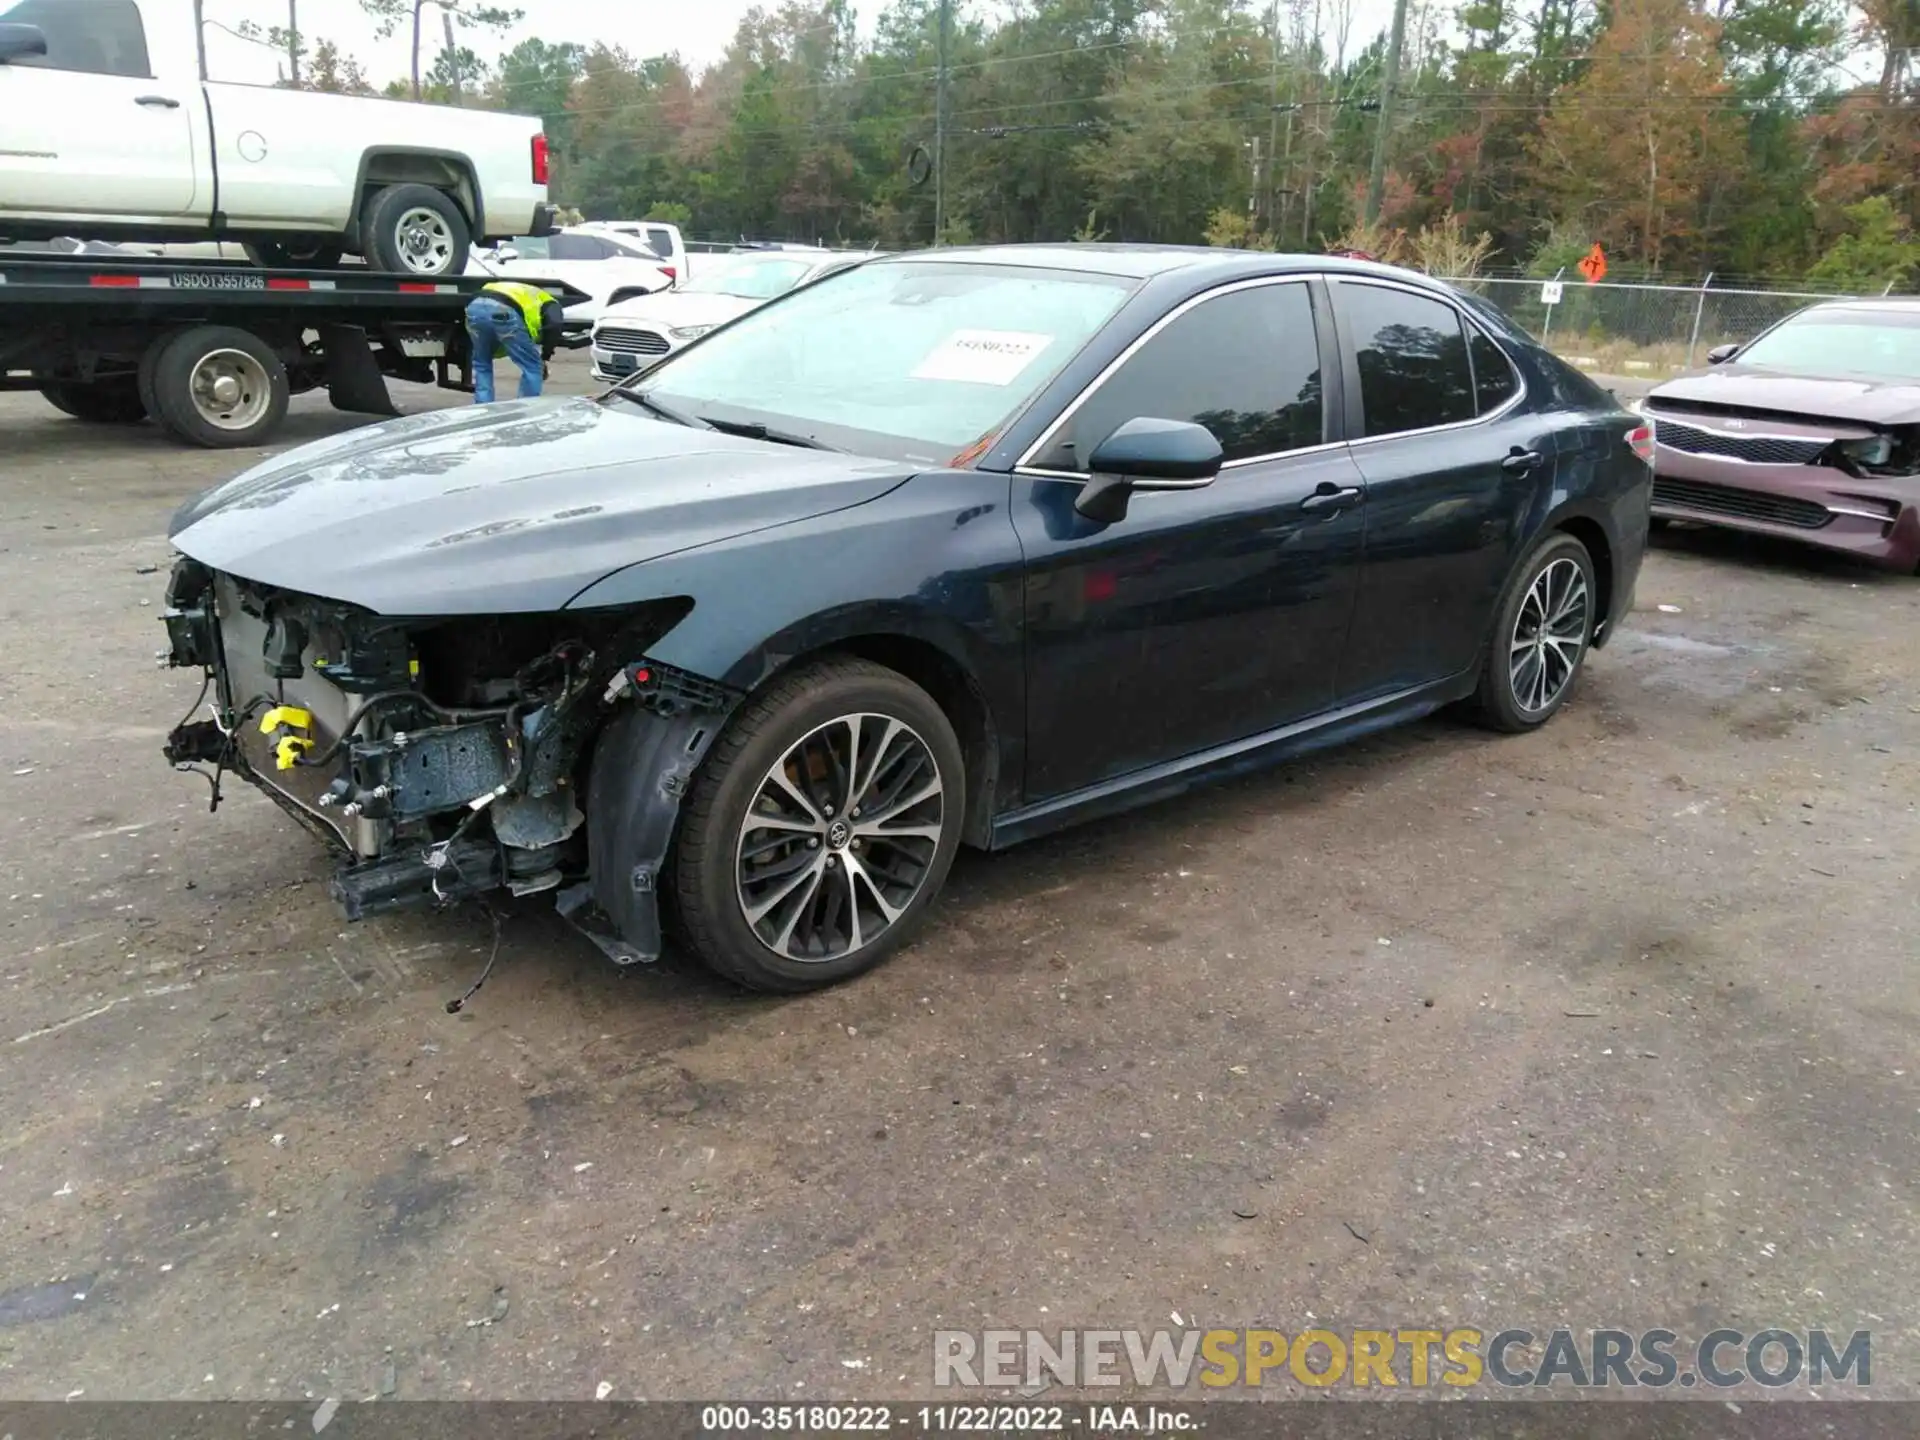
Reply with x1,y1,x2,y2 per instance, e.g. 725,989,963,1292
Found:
668,657,965,993
40,379,147,424
149,326,290,448
244,239,346,269
362,184,470,278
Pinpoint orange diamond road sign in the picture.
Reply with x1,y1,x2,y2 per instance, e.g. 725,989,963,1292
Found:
1577,244,1607,283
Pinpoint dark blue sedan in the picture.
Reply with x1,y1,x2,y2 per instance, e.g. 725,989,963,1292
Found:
161,245,1654,992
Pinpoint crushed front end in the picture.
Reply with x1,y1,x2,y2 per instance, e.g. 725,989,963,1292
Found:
160,555,732,962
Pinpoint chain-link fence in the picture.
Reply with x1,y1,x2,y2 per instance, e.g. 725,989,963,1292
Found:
1439,276,1898,373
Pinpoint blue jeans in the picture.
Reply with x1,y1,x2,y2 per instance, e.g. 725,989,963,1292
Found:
466,296,543,403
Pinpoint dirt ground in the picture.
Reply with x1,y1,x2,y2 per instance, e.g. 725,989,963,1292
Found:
1,360,1916,1403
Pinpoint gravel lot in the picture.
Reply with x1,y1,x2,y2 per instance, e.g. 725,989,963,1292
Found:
2,360,1916,1402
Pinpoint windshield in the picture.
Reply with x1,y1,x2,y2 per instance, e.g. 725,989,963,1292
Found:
631,260,1134,461
1736,308,1920,381
683,257,818,300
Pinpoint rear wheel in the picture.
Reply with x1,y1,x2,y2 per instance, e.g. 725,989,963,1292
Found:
148,325,290,448
669,657,965,992
39,378,147,424
362,184,470,278
1472,531,1597,733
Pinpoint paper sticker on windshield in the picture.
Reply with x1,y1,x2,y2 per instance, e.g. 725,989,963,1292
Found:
912,330,1053,385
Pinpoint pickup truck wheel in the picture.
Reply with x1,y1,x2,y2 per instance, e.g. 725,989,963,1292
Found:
40,379,147,424
244,239,345,269
149,326,290,448
363,184,470,278
668,658,965,993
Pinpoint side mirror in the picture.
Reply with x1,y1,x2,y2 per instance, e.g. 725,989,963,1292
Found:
1074,418,1224,524
0,23,48,62
1706,343,1740,365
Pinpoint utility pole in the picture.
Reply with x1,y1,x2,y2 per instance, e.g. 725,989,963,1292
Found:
934,0,951,245
287,0,300,86
1364,0,1408,225
1264,0,1280,236
191,0,210,80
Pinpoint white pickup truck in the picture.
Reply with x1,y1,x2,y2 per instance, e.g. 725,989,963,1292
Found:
0,0,555,277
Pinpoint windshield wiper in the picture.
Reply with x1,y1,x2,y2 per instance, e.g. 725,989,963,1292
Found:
699,416,839,451
604,388,710,429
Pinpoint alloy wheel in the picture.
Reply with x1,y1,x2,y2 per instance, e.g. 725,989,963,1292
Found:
395,207,455,275
1508,556,1590,714
734,713,945,962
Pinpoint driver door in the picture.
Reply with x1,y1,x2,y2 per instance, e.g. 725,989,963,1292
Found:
1011,277,1369,802
0,0,200,218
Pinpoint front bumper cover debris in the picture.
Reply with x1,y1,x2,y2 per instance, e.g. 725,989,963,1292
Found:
160,558,742,966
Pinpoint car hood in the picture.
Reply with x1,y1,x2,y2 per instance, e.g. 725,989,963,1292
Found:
168,397,914,615
1649,366,1920,426
597,291,759,329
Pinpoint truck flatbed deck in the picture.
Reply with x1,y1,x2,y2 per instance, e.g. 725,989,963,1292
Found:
0,251,589,447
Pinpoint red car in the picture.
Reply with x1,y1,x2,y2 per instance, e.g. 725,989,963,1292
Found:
1643,297,1920,572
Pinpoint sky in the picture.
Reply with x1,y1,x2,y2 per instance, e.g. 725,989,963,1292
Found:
200,0,1407,92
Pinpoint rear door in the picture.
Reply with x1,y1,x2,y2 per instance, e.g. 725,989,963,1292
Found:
1329,277,1555,702
0,0,199,218
1013,276,1370,800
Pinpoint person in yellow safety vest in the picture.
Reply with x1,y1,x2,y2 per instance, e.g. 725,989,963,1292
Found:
466,280,565,404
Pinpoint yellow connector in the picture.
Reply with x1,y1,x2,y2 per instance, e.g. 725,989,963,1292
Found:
274,734,314,770
259,706,316,770
259,705,314,736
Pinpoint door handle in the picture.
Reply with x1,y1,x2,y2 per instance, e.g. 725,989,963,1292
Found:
135,95,181,107
1300,484,1363,513
1501,448,1545,474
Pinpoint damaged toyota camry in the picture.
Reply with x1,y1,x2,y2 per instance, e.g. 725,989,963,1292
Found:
161,245,1652,992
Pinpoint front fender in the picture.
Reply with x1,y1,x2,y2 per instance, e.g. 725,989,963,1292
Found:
567,469,1027,707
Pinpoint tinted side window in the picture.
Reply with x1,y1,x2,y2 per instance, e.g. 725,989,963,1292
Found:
1468,324,1521,414
644,228,676,259
1037,282,1323,470
549,234,614,260
1343,284,1475,437
1,0,150,75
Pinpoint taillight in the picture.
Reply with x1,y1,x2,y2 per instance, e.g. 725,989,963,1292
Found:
1627,421,1655,467
531,133,551,185
660,265,677,283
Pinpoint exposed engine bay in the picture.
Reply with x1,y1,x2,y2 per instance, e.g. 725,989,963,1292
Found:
159,555,735,964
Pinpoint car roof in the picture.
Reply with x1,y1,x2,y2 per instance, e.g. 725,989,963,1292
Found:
881,242,1440,287
1802,296,1920,318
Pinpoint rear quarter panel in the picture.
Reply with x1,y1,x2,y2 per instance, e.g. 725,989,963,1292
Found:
1516,344,1653,642
202,86,543,233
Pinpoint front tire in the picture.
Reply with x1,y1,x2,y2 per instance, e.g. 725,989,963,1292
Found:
669,658,965,993
1472,531,1597,733
362,184,471,277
